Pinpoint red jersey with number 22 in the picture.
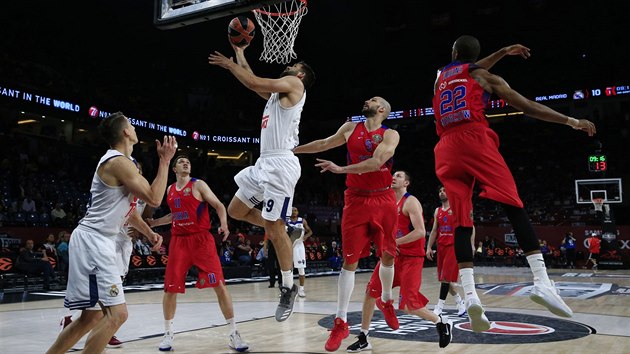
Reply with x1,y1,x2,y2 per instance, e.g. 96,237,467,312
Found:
432,61,491,137
345,122,393,190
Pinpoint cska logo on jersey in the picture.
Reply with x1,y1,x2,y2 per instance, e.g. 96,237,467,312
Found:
183,187,191,196
261,115,269,129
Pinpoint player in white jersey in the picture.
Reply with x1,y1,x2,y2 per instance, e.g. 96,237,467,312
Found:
286,207,313,298
47,112,177,354
209,43,315,322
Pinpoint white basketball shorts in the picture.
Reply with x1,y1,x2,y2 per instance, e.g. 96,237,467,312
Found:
64,227,125,310
234,151,300,222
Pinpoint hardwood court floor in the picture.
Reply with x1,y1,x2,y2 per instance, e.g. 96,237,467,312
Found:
1,266,629,353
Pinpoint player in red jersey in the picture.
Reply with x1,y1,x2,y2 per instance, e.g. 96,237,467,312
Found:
432,35,596,332
293,97,400,351
346,171,453,352
585,233,601,270
426,185,472,317
148,156,249,352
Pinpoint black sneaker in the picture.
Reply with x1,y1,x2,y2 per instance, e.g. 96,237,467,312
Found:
436,315,453,348
346,332,372,352
275,284,298,322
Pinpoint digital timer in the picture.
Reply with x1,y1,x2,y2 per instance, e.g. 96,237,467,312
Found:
588,154,607,172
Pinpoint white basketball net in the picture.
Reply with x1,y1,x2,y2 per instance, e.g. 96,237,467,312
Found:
253,0,308,64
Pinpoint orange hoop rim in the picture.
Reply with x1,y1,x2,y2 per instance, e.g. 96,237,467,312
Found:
253,0,307,17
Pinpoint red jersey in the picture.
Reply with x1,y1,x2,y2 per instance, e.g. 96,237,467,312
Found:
436,206,455,247
432,61,492,137
588,236,601,253
345,122,393,190
397,193,425,257
167,178,210,236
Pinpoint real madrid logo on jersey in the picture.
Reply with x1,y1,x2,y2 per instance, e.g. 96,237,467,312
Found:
372,133,383,143
183,187,191,196
109,284,120,297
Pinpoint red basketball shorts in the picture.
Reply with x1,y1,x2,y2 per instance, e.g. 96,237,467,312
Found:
435,125,523,228
366,256,429,311
437,243,459,283
164,231,224,293
341,188,397,265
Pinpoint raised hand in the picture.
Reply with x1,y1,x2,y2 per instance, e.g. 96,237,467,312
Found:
504,44,531,59
156,135,177,162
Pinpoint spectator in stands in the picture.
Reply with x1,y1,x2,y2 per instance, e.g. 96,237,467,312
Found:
561,232,577,269
475,241,485,263
56,232,69,274
40,233,58,261
50,202,67,226
233,232,252,266
135,235,152,256
540,240,553,266
328,240,342,271
21,194,36,212
220,240,236,267
16,239,55,290
483,235,495,250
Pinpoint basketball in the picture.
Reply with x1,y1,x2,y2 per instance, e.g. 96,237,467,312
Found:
228,16,255,47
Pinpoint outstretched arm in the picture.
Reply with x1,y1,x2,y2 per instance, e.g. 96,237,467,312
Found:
208,51,302,101
231,44,270,100
293,122,355,154
315,129,399,174
474,69,596,136
128,210,163,252
475,44,531,70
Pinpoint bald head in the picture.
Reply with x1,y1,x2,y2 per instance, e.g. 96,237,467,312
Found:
452,35,481,63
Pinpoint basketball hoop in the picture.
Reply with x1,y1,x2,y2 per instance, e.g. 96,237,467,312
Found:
252,0,307,64
592,198,604,212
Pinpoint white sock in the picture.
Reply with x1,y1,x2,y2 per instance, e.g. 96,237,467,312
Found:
299,285,305,291
436,299,445,308
361,329,369,336
434,314,443,324
336,269,355,322
281,269,294,289
454,293,462,305
459,268,478,300
379,263,394,302
164,319,174,336
527,253,551,286
226,317,237,334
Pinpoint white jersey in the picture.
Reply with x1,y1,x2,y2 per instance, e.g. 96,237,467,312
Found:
287,217,305,243
260,91,306,153
78,149,139,238
115,200,147,241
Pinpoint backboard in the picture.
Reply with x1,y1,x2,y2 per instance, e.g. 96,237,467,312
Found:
575,178,623,204
154,0,286,29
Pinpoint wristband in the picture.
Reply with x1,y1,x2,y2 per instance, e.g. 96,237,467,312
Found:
566,117,580,129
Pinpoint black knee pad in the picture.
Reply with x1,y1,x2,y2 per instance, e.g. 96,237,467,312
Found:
454,227,474,263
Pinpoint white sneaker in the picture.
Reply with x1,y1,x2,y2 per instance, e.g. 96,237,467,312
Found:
456,300,467,317
229,331,249,352
298,288,306,298
529,280,573,318
465,297,491,333
159,334,173,352
432,305,443,316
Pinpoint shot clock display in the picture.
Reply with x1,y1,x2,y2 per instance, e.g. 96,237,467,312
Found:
588,154,607,172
